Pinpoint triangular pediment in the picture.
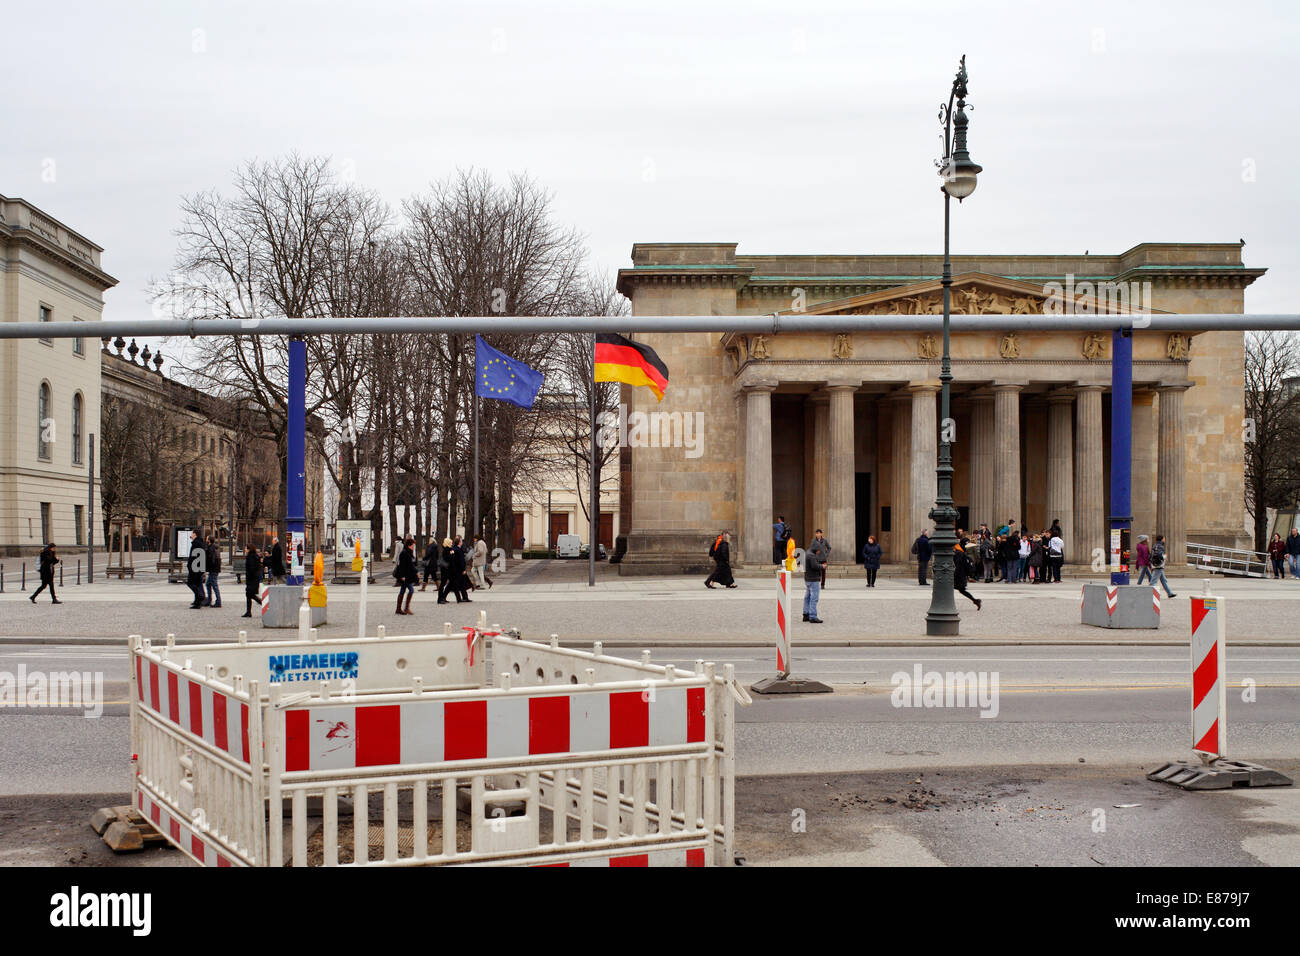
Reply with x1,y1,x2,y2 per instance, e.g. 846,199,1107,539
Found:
795,272,1168,316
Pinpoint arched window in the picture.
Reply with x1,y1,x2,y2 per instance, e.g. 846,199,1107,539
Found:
72,393,84,465
37,382,52,460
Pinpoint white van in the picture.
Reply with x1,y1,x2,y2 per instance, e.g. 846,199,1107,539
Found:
554,534,581,558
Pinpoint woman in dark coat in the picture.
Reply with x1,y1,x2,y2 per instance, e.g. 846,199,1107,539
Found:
395,536,418,614
705,532,736,588
1268,532,1287,579
242,545,262,618
952,541,982,610
1028,535,1046,584
861,535,883,588
420,539,440,591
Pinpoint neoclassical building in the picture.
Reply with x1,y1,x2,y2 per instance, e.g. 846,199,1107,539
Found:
0,195,115,556
614,242,1263,573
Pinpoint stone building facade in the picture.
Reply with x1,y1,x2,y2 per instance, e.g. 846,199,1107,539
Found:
0,195,116,556
614,242,1264,574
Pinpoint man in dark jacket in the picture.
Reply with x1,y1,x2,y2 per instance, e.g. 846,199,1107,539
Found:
268,536,286,584
186,531,206,608
243,545,263,618
913,530,932,586
861,535,883,587
203,534,222,607
1288,528,1300,580
29,542,61,604
803,529,827,623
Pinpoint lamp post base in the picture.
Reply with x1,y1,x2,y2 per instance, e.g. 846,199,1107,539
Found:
925,612,960,636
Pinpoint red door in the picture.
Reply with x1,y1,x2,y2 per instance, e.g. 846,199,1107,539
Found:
511,512,525,551
599,512,613,548
549,513,569,548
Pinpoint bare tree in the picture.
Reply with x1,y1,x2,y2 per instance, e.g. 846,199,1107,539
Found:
1244,331,1300,551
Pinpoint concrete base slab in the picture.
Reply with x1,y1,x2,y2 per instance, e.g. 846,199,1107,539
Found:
750,675,834,695
1147,759,1294,790
1081,583,1161,629
261,585,327,629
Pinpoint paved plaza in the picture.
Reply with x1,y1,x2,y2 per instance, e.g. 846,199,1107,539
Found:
2,558,1297,646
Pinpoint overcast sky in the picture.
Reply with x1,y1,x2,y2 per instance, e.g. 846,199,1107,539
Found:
7,0,1296,365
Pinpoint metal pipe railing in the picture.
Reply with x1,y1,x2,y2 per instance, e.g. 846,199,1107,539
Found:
6,313,1300,341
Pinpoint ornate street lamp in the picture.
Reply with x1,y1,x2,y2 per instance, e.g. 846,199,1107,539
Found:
926,55,982,636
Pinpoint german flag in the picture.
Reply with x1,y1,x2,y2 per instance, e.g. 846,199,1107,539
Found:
594,333,669,401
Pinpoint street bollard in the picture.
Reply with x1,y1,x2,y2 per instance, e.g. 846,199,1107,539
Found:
60,564,64,587
22,563,26,590
77,560,81,585
1,564,4,593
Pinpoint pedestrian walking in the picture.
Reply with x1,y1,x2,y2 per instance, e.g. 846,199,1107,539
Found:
705,531,737,588
29,542,62,604
1287,528,1300,580
861,535,882,587
203,534,222,607
912,530,932,586
1149,534,1176,598
1267,532,1287,579
1135,534,1152,585
420,539,440,591
803,528,827,622
472,534,493,590
952,540,982,610
186,531,206,608
1018,533,1031,583
242,545,262,618
395,536,418,614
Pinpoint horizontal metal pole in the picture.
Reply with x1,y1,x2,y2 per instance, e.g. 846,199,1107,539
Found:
6,314,1300,340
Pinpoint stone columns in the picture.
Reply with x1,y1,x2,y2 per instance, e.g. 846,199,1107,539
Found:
743,385,775,566
1046,391,1075,555
909,384,938,547
1157,384,1189,566
890,393,912,563
811,394,829,538
992,384,1022,529
968,394,994,531
1073,385,1105,565
827,386,856,558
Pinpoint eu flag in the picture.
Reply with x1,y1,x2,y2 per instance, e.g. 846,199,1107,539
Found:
474,334,544,408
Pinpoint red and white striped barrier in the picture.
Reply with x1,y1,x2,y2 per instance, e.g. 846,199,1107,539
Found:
1152,587,1161,616
539,848,707,867
136,785,240,867
775,569,790,676
280,684,709,773
1105,585,1118,617
260,585,270,616
1190,590,1227,758
136,654,251,763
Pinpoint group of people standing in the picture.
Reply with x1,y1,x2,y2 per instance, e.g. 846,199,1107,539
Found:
395,533,492,613
1267,528,1300,579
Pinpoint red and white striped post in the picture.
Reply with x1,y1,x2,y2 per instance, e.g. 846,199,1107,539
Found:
775,568,791,678
1190,585,1227,759
750,569,830,694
